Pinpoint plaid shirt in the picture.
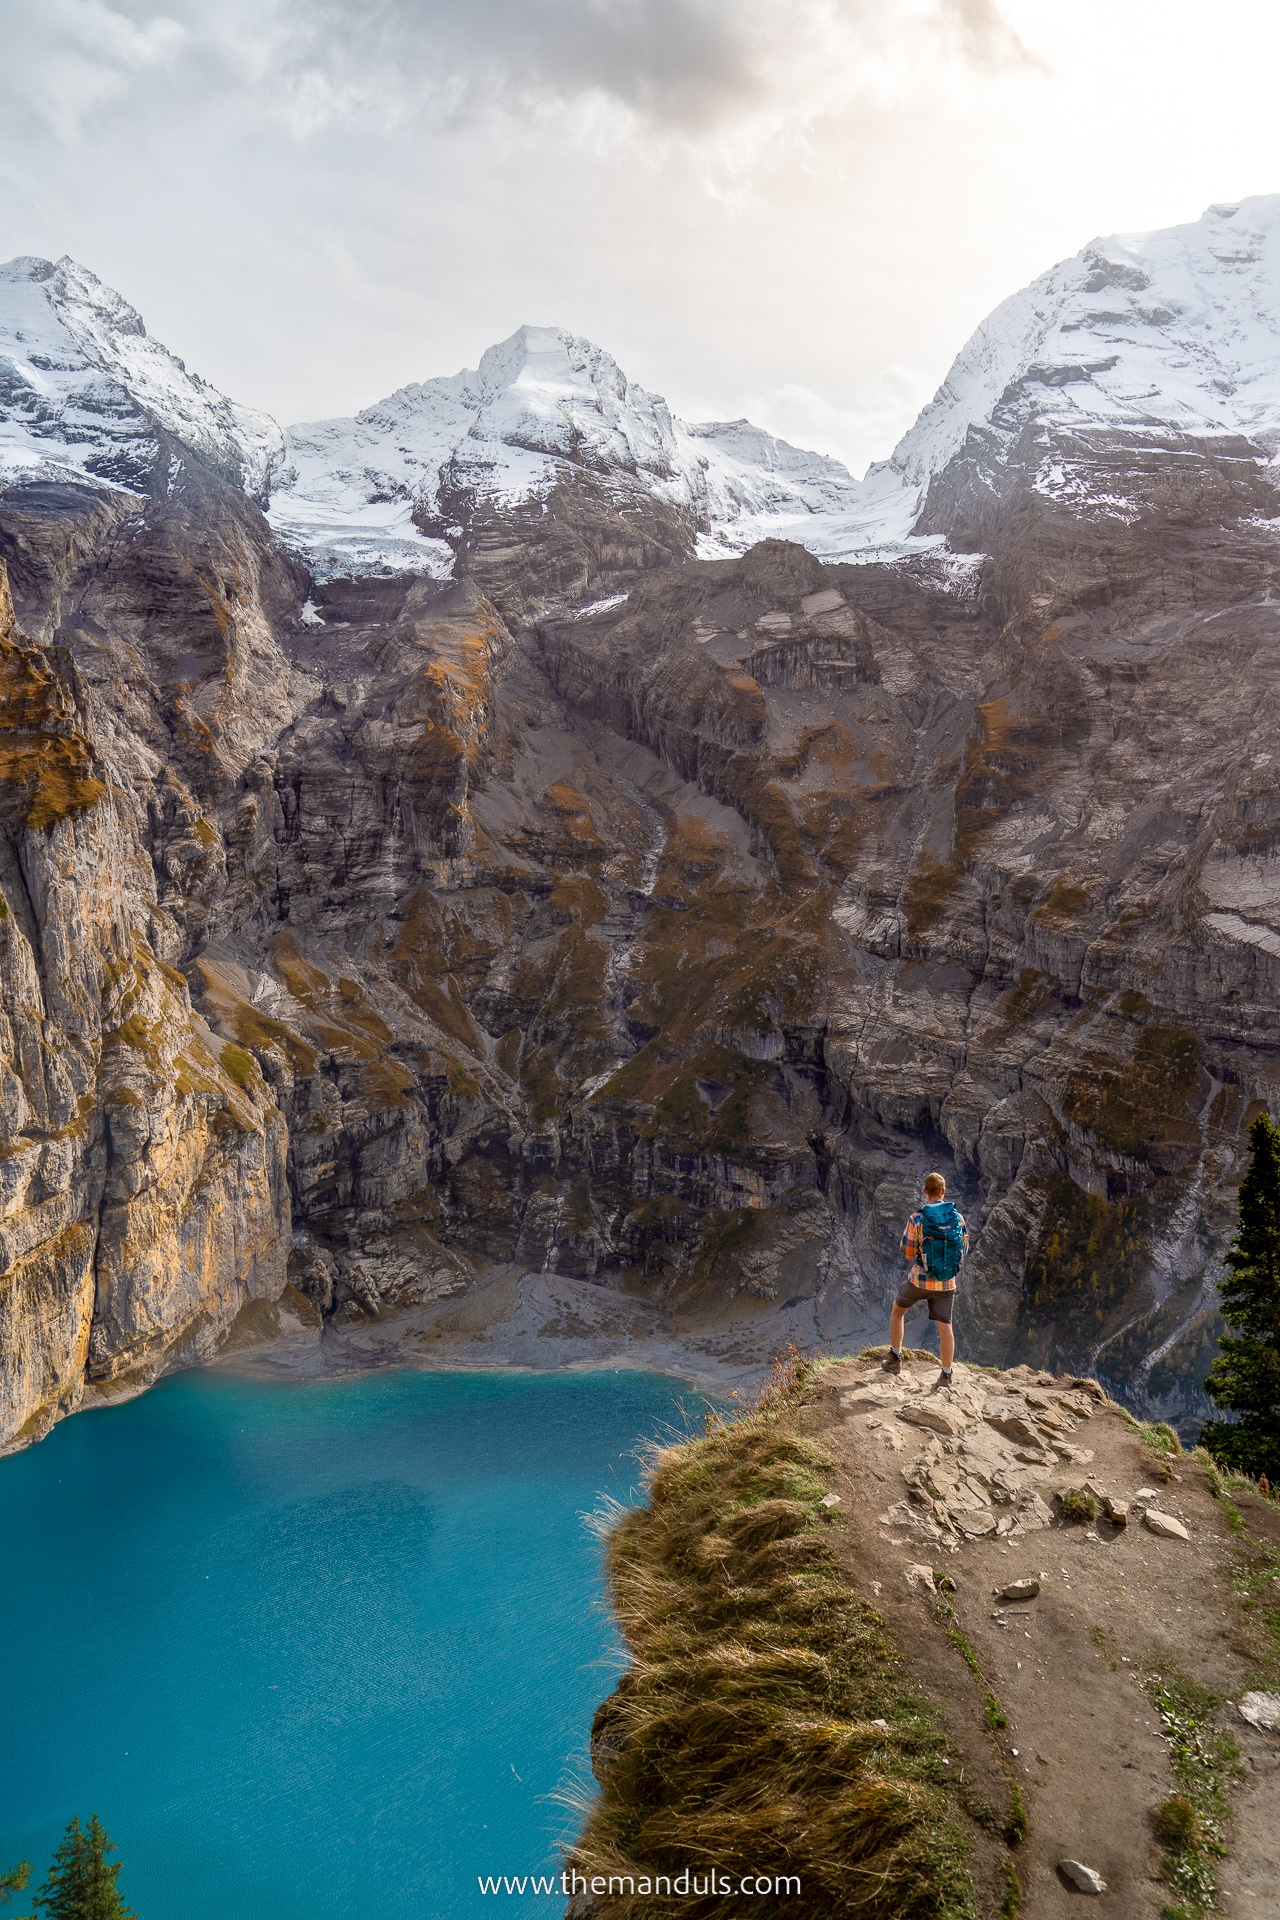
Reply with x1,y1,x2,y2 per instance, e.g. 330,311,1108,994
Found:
901,1209,968,1292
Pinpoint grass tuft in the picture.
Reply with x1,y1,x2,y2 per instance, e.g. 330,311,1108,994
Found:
1198,1454,1280,1684
1143,1670,1244,1920
1059,1488,1098,1525
1004,1780,1027,1847
998,1855,1021,1918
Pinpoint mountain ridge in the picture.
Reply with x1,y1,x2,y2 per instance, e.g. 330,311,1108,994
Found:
12,194,1280,586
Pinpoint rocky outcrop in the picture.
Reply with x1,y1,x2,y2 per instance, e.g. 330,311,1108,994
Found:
567,1353,1280,1916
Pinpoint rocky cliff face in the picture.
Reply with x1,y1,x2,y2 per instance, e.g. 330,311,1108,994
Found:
5,208,1280,1449
0,479,292,1448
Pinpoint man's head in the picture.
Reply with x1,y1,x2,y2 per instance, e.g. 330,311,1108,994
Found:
923,1172,946,1201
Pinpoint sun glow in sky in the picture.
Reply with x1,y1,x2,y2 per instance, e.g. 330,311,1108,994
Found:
4,0,1280,473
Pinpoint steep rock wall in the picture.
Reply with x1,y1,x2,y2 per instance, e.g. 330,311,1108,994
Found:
0,469,294,1448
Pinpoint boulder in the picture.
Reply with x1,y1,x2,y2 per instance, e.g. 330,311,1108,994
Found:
1017,1492,1054,1531
1023,1394,1069,1431
953,1509,998,1536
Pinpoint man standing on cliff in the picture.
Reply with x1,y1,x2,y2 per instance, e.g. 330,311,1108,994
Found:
882,1172,968,1385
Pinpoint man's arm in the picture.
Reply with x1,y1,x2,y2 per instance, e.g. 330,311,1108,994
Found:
900,1213,921,1263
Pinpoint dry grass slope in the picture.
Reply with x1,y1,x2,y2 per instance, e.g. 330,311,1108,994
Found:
570,1360,981,1918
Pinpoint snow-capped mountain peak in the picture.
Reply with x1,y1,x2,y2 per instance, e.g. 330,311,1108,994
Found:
12,199,1280,588
267,321,865,580
0,255,281,498
870,193,1280,535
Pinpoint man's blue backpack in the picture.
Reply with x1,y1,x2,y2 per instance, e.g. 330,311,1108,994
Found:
920,1201,964,1281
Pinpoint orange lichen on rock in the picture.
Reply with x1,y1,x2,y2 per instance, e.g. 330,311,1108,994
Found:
0,564,106,832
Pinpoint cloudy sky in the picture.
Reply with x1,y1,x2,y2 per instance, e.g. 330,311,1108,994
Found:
4,0,1280,472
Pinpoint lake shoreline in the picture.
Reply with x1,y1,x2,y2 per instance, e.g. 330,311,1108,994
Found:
205,1259,897,1401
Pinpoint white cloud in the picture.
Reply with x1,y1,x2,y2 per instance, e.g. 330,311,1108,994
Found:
8,0,186,139
727,370,938,476
1,0,1280,473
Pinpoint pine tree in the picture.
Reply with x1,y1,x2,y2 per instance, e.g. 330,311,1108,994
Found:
1202,1111,1280,1480
33,1817,135,1920
1,1856,31,1916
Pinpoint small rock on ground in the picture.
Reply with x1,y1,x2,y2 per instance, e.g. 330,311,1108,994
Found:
1058,1859,1107,1894
998,1578,1040,1601
1144,1510,1191,1540
1239,1691,1280,1733
954,1509,998,1536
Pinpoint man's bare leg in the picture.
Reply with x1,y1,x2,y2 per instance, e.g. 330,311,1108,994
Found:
938,1321,955,1371
889,1304,907,1353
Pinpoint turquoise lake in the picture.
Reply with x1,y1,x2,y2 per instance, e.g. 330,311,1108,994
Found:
1,1366,695,1918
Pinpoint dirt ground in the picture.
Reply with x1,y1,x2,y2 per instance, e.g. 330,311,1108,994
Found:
806,1355,1280,1917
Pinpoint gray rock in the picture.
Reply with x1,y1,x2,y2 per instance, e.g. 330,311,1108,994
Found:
986,1413,1049,1449
953,1509,998,1536
1239,1691,1280,1733
998,1578,1040,1601
1017,1493,1055,1532
1144,1510,1191,1540
1058,1859,1107,1894
899,1401,971,1437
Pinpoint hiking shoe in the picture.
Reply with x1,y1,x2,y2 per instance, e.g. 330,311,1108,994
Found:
881,1350,902,1374
936,1368,954,1389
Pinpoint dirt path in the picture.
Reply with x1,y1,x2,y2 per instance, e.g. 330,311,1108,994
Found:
809,1355,1280,1916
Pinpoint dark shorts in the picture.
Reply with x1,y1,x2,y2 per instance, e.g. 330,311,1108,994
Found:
893,1280,955,1324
